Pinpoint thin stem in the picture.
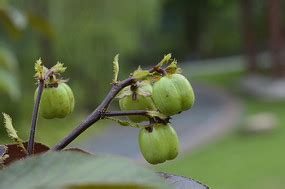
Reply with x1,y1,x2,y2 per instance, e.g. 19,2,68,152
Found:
50,77,135,151
149,67,167,76
27,69,55,155
27,79,44,155
103,110,148,117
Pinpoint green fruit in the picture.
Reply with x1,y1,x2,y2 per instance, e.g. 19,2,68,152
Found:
119,82,156,122
139,124,180,164
35,83,75,119
152,74,195,116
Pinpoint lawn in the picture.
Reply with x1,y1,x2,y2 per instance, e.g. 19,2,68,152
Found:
157,71,285,189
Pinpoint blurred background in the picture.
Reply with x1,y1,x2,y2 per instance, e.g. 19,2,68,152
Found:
0,0,285,188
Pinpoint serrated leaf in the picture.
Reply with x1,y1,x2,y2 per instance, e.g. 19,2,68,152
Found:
4,142,49,166
157,53,171,67
113,54,119,83
0,152,172,189
2,113,26,154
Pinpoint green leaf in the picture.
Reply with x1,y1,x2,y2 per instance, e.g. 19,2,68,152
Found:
112,54,119,83
0,152,172,189
2,113,26,154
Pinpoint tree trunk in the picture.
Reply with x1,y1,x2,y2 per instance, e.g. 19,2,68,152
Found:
240,0,258,73
267,0,285,77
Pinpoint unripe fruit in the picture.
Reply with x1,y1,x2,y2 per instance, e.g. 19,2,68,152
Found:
119,82,156,122
152,74,195,116
139,124,180,164
35,83,75,119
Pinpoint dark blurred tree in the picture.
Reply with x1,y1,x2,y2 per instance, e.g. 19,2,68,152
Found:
240,0,258,73
267,0,285,76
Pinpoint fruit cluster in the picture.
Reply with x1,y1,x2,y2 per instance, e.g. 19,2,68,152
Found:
33,55,195,165
117,56,195,164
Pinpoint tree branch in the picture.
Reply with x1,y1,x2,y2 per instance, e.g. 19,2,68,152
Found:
103,110,148,117
27,79,44,155
27,70,56,155
50,77,136,151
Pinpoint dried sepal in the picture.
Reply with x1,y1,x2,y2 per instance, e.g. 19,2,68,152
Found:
112,54,120,84
106,117,144,129
156,53,172,68
51,62,66,75
147,110,168,121
132,66,150,80
2,113,27,154
116,80,152,99
136,81,152,97
34,58,48,80
115,86,133,99
166,59,181,74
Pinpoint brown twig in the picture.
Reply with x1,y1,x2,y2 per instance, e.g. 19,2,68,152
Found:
103,110,149,117
27,70,55,155
50,78,136,151
50,64,170,151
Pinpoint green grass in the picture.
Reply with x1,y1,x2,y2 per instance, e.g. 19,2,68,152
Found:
157,71,285,189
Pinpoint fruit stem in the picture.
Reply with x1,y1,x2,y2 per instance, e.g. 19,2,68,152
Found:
27,69,55,155
27,79,44,155
50,77,136,151
149,67,167,76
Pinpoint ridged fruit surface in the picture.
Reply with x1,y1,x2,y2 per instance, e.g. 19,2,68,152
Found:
139,124,180,164
119,82,156,122
35,83,75,119
152,74,195,116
